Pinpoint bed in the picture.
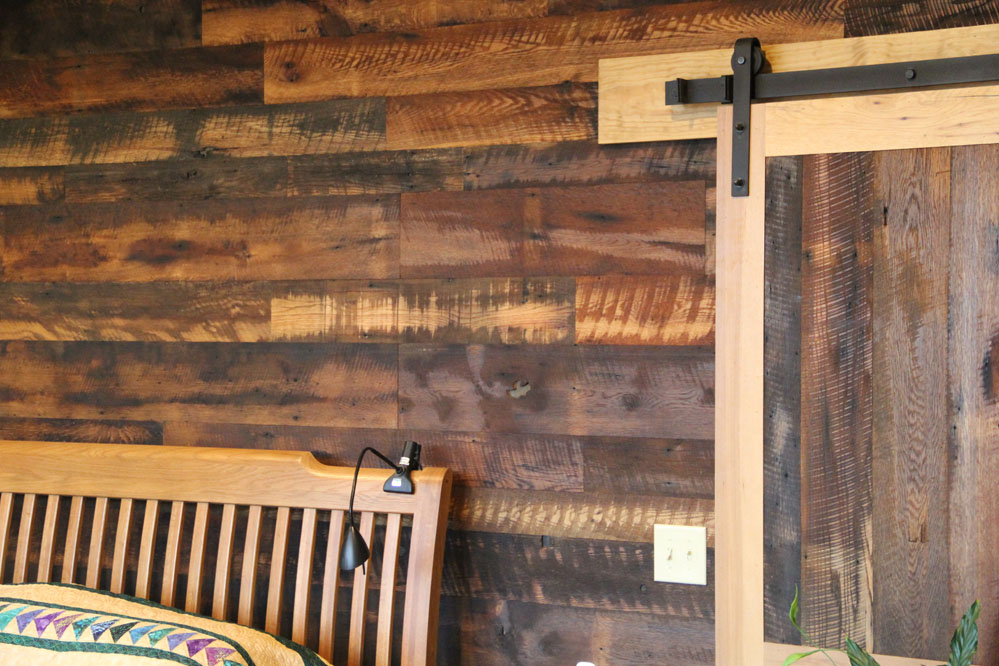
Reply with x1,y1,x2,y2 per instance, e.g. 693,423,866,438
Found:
0,440,452,666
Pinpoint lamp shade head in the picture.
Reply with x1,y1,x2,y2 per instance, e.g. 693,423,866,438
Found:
339,522,370,571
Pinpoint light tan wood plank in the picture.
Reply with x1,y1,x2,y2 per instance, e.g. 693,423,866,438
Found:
61,496,84,584
764,642,973,665
347,511,375,666
36,494,60,583
318,510,346,662
135,499,159,598
376,512,403,666
714,105,766,666
161,500,185,606
186,502,210,613
110,498,134,593
212,503,237,621
292,507,318,645
13,493,37,583
599,24,999,144
238,505,263,626
85,496,108,589
0,493,13,582
766,84,999,157
266,505,292,635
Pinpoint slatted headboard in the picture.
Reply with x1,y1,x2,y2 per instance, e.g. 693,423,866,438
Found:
0,441,452,666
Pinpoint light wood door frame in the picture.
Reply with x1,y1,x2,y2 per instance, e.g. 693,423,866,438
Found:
715,83,999,666
598,23,999,666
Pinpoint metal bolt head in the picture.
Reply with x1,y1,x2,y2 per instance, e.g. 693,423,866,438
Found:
733,178,745,188
737,56,747,65
905,68,916,80
735,122,745,132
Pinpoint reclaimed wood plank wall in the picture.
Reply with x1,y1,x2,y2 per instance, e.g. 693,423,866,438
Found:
0,1,996,663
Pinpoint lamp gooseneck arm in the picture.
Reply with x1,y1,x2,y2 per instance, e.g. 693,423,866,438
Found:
347,447,398,527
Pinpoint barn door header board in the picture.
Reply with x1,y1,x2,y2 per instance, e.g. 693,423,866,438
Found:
596,24,999,666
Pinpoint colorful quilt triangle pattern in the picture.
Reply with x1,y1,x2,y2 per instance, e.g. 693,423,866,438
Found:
128,624,155,644
89,618,117,641
166,631,195,651
33,611,61,636
0,606,27,631
15,608,43,634
72,616,98,640
146,626,174,647
109,621,137,643
51,613,81,639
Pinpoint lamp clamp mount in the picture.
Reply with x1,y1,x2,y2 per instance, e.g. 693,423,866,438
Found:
665,39,999,196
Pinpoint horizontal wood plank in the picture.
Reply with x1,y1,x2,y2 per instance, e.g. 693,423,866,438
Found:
263,1,842,102
0,0,201,59
574,275,714,345
0,168,64,206
0,416,163,445
399,344,714,439
0,99,385,168
1,195,399,282
0,341,397,428
401,181,705,278
203,0,547,44
844,0,999,37
385,83,596,150
287,148,465,197
0,44,263,119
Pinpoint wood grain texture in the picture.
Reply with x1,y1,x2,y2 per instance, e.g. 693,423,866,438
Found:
204,0,547,44
0,416,163,445
385,83,596,150
800,152,875,649
399,344,713,439
844,0,999,36
870,148,952,660
288,148,465,197
0,99,385,168
0,341,398,429
948,144,999,666
0,168,64,206
762,155,803,645
0,45,263,119
401,181,705,278
574,275,714,345
1,196,399,282
263,1,843,102
0,0,201,59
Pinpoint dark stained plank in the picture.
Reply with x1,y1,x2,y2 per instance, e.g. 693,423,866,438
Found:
203,0,547,44
64,156,288,203
1,196,399,282
0,416,162,445
844,0,999,36
463,139,715,190
453,488,714,544
0,45,263,119
0,99,386,168
399,344,714,439
0,168,64,206
762,155,803,645
287,148,465,197
0,0,201,59
438,598,713,666
799,152,875,649
163,422,585,492
384,83,596,150
948,144,999,666
401,181,705,278
574,275,714,346
547,0,694,13
0,282,271,342
263,1,843,101
441,531,714,617
582,437,713,499
0,341,397,429
870,149,951,660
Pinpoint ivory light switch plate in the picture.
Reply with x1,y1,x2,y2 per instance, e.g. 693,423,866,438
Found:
654,525,707,585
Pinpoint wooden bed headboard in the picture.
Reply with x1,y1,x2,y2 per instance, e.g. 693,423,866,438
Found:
0,440,452,666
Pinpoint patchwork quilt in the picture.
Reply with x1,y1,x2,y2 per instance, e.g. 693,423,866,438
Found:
0,583,332,665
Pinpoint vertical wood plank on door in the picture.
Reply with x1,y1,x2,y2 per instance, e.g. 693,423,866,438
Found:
800,152,875,649
62,496,84,584
37,494,60,583
763,155,803,645
870,148,952,659
948,143,999,666
714,105,766,666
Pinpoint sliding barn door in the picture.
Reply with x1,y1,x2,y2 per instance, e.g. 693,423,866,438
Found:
764,144,999,662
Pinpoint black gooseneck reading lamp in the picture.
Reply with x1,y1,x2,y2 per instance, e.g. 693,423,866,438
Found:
339,441,422,572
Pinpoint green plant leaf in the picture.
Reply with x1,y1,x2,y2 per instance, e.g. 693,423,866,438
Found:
782,649,823,666
947,600,981,666
845,638,881,666
790,587,802,632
